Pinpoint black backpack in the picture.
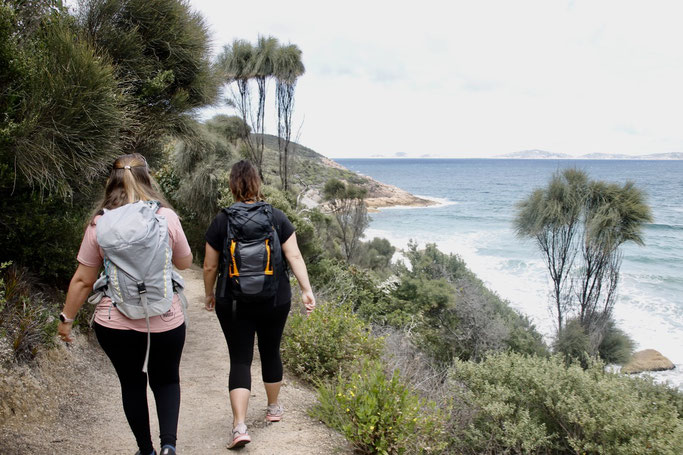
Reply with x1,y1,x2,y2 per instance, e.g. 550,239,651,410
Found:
217,202,284,301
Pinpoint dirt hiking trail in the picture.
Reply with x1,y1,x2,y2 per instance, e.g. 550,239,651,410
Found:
0,266,352,454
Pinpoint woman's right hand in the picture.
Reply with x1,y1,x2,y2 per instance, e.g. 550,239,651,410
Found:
204,294,215,311
301,289,316,316
58,322,74,343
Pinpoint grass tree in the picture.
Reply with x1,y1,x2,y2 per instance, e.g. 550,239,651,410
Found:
577,180,651,337
1,4,126,196
77,0,219,162
274,43,305,191
515,169,652,354
250,35,279,180
217,39,256,163
514,169,587,331
1,0,219,284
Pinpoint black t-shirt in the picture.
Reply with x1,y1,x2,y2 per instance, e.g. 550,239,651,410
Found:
205,205,295,305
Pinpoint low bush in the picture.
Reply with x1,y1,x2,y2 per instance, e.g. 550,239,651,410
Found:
281,302,384,383
313,359,447,454
386,242,548,363
355,237,395,274
308,258,393,313
0,164,90,287
598,318,635,364
0,263,59,363
449,351,683,454
554,318,592,366
554,317,635,366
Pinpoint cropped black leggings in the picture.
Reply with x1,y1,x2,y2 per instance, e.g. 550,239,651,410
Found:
94,322,185,454
215,300,290,391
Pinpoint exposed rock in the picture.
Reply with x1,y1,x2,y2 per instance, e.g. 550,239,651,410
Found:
298,174,436,212
362,179,435,211
621,349,675,374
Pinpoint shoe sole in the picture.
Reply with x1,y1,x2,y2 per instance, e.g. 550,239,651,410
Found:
228,435,251,449
266,414,282,422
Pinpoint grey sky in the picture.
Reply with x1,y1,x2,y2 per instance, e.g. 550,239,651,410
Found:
89,0,683,158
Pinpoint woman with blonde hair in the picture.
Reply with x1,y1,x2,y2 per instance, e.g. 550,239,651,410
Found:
58,153,192,455
203,160,316,449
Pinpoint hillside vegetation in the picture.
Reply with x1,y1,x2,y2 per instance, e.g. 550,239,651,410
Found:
1,1,681,454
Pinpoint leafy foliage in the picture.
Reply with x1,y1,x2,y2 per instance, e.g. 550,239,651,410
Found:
282,302,384,383
450,352,683,454
0,264,59,364
313,360,448,454
0,163,92,286
355,237,395,273
384,242,547,363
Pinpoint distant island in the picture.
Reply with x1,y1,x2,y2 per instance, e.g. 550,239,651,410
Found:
497,149,683,160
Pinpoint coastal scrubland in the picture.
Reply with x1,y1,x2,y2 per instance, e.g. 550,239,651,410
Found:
1,1,682,453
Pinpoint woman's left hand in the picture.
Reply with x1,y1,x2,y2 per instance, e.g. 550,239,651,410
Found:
301,289,316,316
58,322,74,343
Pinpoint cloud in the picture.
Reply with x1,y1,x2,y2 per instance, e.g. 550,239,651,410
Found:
186,0,683,158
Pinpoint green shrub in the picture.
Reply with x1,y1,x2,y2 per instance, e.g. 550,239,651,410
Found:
281,302,384,383
0,264,59,363
598,318,635,364
391,242,548,362
313,360,447,454
0,164,89,286
450,352,683,454
554,318,592,366
355,237,395,273
308,258,394,315
262,185,323,262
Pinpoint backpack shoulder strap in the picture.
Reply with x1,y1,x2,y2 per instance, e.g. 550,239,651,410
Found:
218,208,233,298
260,203,276,227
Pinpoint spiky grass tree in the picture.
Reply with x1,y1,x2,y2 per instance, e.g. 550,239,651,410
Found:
250,35,278,180
217,39,255,163
1,5,126,196
1,0,219,284
77,0,219,162
515,169,587,331
1,2,128,284
274,43,305,191
577,180,651,338
515,169,652,352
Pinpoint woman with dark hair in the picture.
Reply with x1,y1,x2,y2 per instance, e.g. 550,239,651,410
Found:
203,160,316,449
58,153,192,455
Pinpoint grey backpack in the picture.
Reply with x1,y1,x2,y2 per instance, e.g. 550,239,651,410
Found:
90,200,188,372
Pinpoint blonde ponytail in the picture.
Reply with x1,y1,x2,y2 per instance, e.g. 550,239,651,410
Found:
91,153,172,223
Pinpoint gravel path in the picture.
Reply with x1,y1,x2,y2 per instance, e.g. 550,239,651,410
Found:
0,266,351,454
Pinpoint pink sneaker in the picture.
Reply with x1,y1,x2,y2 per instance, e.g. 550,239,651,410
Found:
228,423,251,449
266,404,284,422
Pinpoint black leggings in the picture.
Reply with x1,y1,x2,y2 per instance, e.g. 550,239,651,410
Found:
215,300,290,391
94,323,186,454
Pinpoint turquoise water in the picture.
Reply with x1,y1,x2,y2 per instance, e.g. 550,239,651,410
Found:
335,158,683,387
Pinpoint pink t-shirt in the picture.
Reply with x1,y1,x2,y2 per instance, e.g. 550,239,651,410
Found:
77,207,192,332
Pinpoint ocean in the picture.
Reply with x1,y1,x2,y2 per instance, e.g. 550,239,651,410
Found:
335,158,683,389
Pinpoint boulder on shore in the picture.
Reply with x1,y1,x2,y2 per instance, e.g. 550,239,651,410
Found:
621,349,675,374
